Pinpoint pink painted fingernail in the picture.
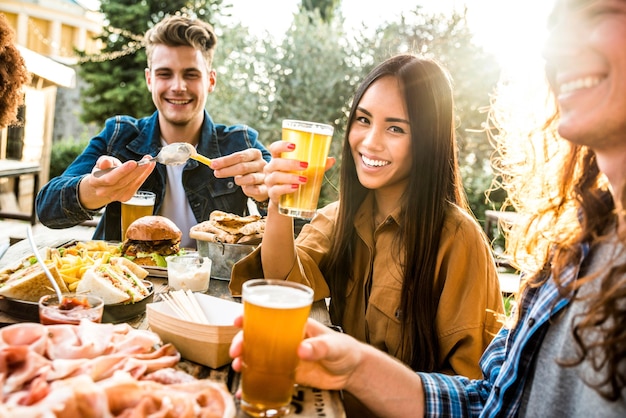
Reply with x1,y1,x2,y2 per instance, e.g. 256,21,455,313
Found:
298,176,307,183
299,161,309,168
287,143,296,150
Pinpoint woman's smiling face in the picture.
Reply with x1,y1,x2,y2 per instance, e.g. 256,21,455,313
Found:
544,0,626,150
348,75,412,194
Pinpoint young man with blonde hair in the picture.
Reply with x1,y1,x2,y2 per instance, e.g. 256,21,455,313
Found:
37,15,270,247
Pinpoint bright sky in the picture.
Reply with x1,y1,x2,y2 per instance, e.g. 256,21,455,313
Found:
228,0,555,76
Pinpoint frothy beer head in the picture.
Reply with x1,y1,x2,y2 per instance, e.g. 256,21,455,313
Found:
125,196,155,206
244,283,313,309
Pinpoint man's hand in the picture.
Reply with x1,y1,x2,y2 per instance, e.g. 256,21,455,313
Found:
78,155,156,210
210,148,268,203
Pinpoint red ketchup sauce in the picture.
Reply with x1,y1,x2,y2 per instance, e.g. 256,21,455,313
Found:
39,297,102,325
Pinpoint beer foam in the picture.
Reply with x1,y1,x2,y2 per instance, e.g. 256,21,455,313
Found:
124,196,154,206
283,120,333,136
244,284,312,309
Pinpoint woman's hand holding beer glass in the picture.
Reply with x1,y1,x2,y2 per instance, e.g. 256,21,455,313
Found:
264,120,336,219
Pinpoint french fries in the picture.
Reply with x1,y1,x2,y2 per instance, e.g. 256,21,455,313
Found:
48,241,123,290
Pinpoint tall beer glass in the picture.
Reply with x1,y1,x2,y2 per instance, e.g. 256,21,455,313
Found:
121,191,155,240
241,279,314,417
279,120,333,219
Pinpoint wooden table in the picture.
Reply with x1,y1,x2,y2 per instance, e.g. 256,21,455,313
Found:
0,159,40,225
0,235,345,417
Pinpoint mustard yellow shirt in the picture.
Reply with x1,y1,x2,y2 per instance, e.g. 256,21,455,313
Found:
230,193,504,378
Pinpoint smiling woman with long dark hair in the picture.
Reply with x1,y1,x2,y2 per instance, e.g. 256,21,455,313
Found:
230,54,504,380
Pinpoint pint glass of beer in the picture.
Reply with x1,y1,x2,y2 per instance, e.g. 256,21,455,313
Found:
240,279,314,417
279,120,334,219
121,191,155,240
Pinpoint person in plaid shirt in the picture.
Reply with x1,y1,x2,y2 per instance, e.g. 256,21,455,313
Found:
230,0,626,416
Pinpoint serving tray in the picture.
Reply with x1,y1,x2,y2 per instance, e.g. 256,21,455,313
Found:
0,281,154,324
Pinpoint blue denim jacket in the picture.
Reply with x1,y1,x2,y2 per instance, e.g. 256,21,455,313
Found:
36,111,270,241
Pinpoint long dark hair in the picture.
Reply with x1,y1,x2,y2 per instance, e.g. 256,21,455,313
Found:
321,54,469,371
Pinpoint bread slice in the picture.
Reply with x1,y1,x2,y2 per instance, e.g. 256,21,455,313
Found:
0,261,69,302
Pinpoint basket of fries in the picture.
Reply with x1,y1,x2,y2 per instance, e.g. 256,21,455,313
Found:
189,211,264,281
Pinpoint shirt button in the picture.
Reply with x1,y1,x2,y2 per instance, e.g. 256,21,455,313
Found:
227,181,235,189
528,317,535,327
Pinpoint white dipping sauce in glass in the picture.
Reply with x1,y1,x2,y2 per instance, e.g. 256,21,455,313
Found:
167,255,211,292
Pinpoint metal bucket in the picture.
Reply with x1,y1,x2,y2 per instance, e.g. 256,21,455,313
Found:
196,240,257,281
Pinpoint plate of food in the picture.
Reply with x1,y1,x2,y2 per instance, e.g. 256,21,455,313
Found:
54,215,185,278
0,321,236,417
0,253,154,323
190,210,264,280
119,215,185,277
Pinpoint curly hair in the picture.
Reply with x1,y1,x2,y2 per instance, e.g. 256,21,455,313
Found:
490,74,626,401
0,13,29,129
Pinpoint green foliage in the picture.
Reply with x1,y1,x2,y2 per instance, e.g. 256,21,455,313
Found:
352,6,502,222
503,294,515,317
210,10,362,206
49,137,91,178
299,0,342,22
75,1,504,221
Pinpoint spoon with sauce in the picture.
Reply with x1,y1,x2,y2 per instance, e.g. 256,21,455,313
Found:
172,142,214,167
92,142,211,178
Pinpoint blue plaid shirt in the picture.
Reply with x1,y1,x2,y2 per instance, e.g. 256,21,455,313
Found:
419,245,586,417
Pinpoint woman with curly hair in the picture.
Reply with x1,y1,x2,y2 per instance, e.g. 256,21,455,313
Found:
0,13,29,129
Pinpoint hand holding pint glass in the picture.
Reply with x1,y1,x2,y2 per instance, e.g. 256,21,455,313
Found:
279,120,333,219
121,191,155,240
240,279,314,417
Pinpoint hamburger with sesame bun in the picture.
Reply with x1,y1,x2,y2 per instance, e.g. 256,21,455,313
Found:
121,216,182,267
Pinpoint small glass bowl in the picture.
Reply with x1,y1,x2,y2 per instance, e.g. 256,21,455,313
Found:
38,293,104,325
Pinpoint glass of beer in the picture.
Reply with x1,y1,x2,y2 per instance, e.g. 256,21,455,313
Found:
279,120,334,219
240,279,314,417
121,191,155,240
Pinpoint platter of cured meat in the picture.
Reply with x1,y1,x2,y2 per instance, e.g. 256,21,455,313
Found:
0,320,235,417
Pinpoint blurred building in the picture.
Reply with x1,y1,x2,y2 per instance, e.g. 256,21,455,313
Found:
0,0,102,217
